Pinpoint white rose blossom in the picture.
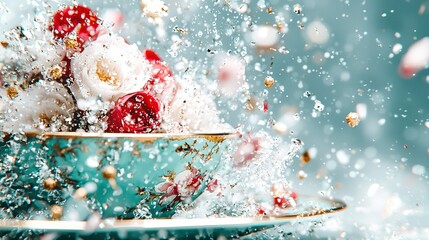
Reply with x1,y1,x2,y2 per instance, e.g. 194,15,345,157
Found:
5,12,65,75
70,34,151,103
162,79,231,133
2,81,75,133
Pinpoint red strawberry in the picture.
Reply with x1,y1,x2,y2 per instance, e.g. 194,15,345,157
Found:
105,91,161,133
51,5,99,44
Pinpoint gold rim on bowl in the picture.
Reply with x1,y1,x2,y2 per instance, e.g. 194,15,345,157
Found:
3,132,239,143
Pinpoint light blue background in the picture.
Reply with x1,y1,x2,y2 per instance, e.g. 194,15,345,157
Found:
1,0,428,237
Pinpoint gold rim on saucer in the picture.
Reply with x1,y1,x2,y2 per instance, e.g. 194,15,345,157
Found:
0,196,346,232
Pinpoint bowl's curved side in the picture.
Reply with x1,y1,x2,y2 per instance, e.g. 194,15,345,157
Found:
0,133,233,219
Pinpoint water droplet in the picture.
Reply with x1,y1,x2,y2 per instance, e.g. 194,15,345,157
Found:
303,91,311,98
293,4,302,14
392,43,402,54
314,100,325,111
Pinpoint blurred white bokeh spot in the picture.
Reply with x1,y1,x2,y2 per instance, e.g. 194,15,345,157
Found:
305,20,330,45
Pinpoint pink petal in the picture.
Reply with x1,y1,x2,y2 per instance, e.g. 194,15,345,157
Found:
101,9,125,31
165,184,179,196
155,182,173,192
399,37,429,78
174,170,192,184
215,55,246,97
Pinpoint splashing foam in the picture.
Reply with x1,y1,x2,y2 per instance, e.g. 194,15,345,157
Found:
174,132,303,218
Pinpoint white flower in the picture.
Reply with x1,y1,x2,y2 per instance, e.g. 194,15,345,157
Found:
2,81,75,132
5,12,65,75
162,79,231,133
154,168,202,205
70,34,151,103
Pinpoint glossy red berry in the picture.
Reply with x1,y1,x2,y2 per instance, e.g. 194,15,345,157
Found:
51,5,99,44
105,91,161,133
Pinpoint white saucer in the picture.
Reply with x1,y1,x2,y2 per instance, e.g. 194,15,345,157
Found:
0,196,346,238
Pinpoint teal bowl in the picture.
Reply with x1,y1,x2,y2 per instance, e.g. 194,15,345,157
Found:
0,132,235,219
